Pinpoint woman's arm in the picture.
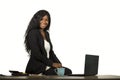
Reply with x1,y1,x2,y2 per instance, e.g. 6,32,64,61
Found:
50,50,61,64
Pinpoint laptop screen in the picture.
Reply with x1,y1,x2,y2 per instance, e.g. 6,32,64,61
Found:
84,54,99,75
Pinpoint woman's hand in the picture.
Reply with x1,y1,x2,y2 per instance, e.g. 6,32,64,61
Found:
52,63,62,68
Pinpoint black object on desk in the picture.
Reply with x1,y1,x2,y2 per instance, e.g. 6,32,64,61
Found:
9,70,29,76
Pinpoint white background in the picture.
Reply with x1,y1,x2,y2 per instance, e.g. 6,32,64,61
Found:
0,0,120,75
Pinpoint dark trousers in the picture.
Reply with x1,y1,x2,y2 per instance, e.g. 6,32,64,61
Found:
43,67,72,75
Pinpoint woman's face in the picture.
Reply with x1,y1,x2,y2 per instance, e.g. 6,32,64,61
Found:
39,15,49,29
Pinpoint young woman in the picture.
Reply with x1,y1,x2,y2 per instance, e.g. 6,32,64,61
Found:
24,10,72,75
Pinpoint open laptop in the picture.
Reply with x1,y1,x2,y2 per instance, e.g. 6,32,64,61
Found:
68,54,99,76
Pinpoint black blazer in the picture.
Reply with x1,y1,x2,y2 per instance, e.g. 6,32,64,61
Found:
25,29,61,74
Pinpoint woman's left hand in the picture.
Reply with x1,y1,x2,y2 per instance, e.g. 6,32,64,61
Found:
52,63,62,68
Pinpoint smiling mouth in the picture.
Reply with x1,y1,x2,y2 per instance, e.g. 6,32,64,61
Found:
43,23,48,25
41,23,48,27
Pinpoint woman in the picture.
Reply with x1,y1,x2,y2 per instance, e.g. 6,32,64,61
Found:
24,10,72,75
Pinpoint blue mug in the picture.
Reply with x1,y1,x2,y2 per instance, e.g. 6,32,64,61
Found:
54,68,65,76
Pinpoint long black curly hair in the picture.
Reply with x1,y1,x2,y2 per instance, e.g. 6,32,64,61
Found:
24,10,51,53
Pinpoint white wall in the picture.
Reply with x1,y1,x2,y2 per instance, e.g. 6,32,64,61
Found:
0,0,120,75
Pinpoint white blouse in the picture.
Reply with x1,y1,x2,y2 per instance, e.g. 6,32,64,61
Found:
44,39,51,70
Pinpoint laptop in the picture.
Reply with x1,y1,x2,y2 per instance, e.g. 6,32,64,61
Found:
68,54,99,76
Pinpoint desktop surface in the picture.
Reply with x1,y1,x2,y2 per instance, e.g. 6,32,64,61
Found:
0,75,120,80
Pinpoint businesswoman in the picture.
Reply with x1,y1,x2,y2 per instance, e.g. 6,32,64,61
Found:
24,10,72,75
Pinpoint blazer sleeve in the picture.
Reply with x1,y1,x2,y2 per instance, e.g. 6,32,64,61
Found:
28,30,53,66
50,50,61,63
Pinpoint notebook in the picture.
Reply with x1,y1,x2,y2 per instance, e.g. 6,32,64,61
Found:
68,54,99,76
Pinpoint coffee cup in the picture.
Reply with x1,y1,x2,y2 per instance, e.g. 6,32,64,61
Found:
54,68,65,76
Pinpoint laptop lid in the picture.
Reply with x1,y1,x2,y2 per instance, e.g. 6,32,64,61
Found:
84,54,99,76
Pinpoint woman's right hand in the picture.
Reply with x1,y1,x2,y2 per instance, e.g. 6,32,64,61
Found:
52,63,62,68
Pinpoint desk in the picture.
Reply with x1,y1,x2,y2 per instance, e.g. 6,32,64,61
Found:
0,75,120,80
